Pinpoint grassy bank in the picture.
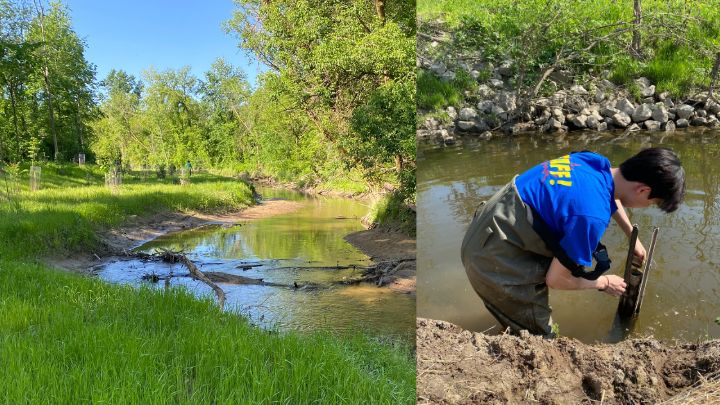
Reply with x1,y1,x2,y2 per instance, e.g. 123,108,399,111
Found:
0,164,415,403
418,0,720,99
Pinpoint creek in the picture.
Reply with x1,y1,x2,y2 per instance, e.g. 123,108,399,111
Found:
418,129,720,343
98,188,415,342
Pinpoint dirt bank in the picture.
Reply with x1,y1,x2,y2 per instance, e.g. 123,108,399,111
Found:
344,229,416,294
46,199,304,274
417,318,720,404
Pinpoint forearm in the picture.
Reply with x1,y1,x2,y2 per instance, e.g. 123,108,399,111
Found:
546,257,605,290
612,199,634,237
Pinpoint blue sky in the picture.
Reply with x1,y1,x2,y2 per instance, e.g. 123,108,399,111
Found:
63,0,266,87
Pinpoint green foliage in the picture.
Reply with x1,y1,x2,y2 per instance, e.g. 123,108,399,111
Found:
419,0,720,99
417,69,464,111
367,191,416,236
0,165,253,259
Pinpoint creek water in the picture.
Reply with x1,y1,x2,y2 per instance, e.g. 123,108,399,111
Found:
98,188,415,342
418,129,720,343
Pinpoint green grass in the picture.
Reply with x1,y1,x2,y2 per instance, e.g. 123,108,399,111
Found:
418,0,720,100
417,69,467,111
0,261,415,403
367,192,416,237
0,166,254,259
0,163,415,402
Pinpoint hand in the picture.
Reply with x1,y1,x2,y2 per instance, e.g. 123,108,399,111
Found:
633,239,646,266
599,275,626,297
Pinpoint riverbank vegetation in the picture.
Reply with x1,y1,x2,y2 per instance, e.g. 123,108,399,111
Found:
0,260,415,403
0,166,415,402
418,0,720,100
1,0,416,231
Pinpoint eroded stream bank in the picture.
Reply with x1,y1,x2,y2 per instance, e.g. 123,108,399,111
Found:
417,318,720,404
52,187,416,341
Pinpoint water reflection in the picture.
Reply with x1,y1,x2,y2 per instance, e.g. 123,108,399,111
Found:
98,189,415,342
418,130,720,343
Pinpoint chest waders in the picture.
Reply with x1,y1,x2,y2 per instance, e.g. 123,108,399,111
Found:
461,179,556,337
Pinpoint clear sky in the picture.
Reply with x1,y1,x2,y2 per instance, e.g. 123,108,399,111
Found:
62,0,266,87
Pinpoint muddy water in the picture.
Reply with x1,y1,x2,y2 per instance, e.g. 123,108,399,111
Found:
418,130,720,343
98,188,415,341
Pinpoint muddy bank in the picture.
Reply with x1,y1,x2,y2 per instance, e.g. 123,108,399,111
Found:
46,199,304,274
345,229,416,294
417,318,720,404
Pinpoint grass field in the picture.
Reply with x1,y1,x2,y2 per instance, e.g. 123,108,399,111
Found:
0,164,415,403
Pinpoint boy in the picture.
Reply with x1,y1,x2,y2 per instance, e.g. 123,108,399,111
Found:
460,148,685,337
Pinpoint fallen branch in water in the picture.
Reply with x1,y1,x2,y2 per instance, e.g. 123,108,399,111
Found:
156,249,227,309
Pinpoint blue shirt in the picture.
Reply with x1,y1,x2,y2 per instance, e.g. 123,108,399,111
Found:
515,152,617,267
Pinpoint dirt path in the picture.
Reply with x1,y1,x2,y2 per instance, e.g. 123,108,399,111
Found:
417,318,720,404
47,199,304,274
344,229,416,294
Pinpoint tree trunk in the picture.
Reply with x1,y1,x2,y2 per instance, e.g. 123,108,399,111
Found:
375,0,385,25
75,97,84,154
631,0,642,59
8,83,21,162
395,154,403,173
33,0,59,161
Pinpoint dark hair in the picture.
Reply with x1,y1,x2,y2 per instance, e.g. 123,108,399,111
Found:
619,147,685,212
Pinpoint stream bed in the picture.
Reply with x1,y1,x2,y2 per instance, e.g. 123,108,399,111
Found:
98,188,415,342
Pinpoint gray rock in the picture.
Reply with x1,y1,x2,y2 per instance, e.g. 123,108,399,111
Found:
664,98,675,108
512,122,536,134
429,61,447,75
586,115,600,130
497,60,513,77
601,106,621,117
668,112,676,121
612,112,632,127
477,85,495,99
474,120,490,132
571,114,588,128
551,108,566,124
597,79,616,90
635,77,655,97
597,122,608,131
657,91,670,101
496,92,517,112
424,118,440,130
570,85,589,95
490,105,505,116
628,123,641,132
565,95,589,112
443,135,456,145
707,115,719,127
447,106,458,120
616,98,635,116
535,98,552,109
696,109,707,118
477,100,495,113
651,104,669,123
489,78,504,89
479,131,493,140
457,121,475,131
706,100,720,114
545,117,564,132
459,107,477,121
470,70,481,80
676,118,689,128
644,120,661,131
594,91,606,103
664,120,676,132
676,104,695,120
691,116,708,126
632,104,653,122
642,97,655,104
440,70,456,82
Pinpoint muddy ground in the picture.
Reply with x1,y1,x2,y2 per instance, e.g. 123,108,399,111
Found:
344,229,416,294
417,318,720,404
